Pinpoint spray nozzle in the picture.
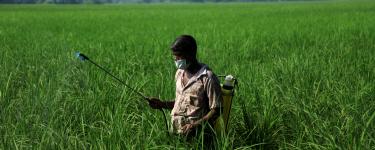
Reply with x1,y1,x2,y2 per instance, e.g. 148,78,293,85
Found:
76,52,89,61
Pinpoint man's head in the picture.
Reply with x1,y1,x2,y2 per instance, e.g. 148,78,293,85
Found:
171,35,198,69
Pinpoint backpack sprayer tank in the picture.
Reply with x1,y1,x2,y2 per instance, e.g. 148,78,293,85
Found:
215,75,237,135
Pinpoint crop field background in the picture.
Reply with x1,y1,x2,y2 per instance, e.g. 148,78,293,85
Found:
0,1,374,149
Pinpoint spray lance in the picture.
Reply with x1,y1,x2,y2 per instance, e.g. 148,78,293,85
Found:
75,52,169,133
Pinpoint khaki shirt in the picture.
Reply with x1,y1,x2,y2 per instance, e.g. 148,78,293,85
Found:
171,64,223,134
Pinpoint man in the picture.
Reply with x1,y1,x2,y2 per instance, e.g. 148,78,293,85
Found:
147,35,223,139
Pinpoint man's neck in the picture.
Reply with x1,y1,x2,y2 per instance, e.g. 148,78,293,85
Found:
186,61,201,75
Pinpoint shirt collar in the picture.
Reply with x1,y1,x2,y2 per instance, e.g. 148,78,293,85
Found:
195,64,208,79
181,63,208,91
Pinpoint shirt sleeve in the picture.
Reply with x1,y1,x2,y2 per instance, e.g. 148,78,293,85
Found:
205,74,223,109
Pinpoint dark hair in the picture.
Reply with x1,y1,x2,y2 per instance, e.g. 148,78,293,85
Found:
171,35,197,57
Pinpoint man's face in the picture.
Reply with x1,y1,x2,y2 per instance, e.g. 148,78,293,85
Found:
172,51,193,69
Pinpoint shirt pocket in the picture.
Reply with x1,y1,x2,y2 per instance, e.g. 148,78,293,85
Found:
189,95,200,106
186,81,204,97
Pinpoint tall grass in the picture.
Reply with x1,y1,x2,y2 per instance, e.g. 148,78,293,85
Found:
0,1,374,149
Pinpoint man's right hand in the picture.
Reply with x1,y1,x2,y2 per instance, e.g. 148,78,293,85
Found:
147,97,165,109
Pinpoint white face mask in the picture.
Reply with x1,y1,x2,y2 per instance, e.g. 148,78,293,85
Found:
175,59,189,69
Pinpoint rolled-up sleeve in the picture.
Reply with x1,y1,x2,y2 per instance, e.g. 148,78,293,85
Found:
205,75,223,109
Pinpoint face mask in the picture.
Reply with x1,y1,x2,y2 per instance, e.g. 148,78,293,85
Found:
175,59,190,69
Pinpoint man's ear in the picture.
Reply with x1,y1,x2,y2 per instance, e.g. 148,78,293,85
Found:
186,55,196,62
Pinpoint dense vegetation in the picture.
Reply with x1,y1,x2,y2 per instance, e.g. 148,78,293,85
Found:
0,1,374,149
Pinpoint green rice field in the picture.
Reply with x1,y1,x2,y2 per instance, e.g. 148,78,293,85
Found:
0,1,374,149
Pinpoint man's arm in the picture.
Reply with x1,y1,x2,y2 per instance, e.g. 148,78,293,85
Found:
147,97,175,110
162,101,175,109
181,107,221,134
193,107,221,125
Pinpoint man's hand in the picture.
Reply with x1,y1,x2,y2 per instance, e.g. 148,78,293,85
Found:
147,97,164,109
182,122,199,134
